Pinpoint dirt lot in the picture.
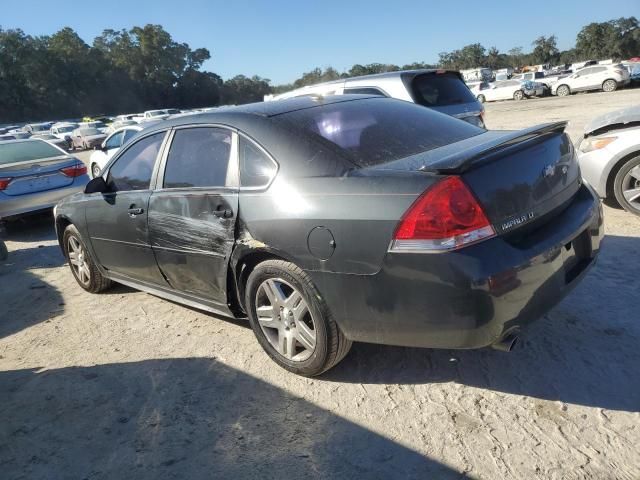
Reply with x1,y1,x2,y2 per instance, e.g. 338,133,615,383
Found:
1,89,639,479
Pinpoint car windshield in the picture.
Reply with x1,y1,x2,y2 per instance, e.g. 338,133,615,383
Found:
410,72,478,107
56,126,75,133
30,124,49,132
166,109,180,114
0,140,63,165
279,97,483,167
148,111,165,117
85,122,105,129
79,128,100,136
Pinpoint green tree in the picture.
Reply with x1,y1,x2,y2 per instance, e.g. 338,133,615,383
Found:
530,35,559,64
575,17,639,60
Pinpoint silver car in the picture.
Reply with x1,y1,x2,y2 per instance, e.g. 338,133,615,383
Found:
577,105,640,216
0,139,89,220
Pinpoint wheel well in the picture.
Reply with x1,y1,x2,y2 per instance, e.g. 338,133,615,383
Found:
230,250,287,315
55,216,72,250
605,150,640,201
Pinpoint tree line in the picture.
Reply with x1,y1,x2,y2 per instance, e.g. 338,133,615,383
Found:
0,17,638,123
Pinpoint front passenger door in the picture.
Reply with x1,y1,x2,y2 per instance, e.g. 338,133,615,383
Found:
85,130,169,285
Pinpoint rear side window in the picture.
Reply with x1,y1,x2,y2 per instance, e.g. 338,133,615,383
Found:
108,132,165,192
105,131,124,149
279,97,482,167
239,137,277,188
163,127,232,188
410,73,478,107
344,87,386,96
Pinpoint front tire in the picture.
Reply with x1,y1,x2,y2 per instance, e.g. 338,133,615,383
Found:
63,224,112,293
245,260,352,376
602,79,618,92
513,89,524,101
613,155,640,216
556,85,570,97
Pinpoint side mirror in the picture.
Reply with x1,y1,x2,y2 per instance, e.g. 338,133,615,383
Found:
84,176,108,194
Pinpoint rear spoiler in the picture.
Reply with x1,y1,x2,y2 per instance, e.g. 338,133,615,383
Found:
419,121,568,174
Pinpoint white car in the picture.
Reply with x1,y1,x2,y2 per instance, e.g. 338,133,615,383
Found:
50,123,77,142
551,64,630,96
140,109,181,122
577,105,640,216
472,80,544,103
88,125,142,178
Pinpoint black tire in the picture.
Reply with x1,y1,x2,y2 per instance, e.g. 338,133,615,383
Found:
477,94,486,103
613,155,640,217
556,85,570,97
0,240,7,261
602,79,618,93
513,89,524,101
63,224,112,293
245,259,352,376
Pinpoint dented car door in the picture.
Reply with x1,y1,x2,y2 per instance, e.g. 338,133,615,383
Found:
147,126,238,308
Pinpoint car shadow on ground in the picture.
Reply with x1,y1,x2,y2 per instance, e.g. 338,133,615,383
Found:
0,358,467,479
325,235,640,413
0,224,65,338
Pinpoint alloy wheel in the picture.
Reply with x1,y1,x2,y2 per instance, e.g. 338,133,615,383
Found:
622,165,640,213
603,80,617,92
67,236,91,285
255,278,316,362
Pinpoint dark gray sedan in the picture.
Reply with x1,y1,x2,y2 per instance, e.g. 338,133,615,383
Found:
54,96,603,376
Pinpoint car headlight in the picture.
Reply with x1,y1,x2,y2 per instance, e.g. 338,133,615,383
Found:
579,136,617,153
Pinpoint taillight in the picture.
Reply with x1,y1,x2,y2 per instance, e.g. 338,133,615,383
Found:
60,163,87,177
0,177,12,190
389,176,495,253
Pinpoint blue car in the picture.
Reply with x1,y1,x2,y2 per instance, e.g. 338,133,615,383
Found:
0,139,89,220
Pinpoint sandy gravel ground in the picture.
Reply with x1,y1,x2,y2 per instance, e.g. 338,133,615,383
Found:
1,89,639,479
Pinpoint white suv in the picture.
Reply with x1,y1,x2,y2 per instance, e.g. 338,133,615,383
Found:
551,65,630,96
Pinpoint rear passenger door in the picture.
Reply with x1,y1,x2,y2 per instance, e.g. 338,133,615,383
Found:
148,126,238,309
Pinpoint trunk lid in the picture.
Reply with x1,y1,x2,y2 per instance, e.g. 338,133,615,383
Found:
0,156,76,196
370,122,581,235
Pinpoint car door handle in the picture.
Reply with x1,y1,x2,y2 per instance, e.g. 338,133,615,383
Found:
213,208,233,218
128,207,144,217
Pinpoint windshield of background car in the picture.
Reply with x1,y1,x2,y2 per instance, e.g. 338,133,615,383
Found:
0,140,63,165
31,124,49,132
278,97,483,167
410,73,478,107
79,128,99,136
57,126,75,133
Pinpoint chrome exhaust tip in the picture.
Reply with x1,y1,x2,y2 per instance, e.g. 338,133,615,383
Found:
491,334,519,352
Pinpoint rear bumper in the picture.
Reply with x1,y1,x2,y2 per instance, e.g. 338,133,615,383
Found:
0,176,89,219
311,185,603,349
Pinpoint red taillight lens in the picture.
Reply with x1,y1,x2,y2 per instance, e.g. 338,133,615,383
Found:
0,177,12,190
60,163,87,177
391,176,495,252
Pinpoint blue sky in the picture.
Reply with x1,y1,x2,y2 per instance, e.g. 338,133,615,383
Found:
2,0,638,84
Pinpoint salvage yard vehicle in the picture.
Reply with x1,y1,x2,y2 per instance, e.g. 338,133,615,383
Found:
89,125,143,178
472,79,544,103
31,133,71,150
0,138,89,220
268,69,486,128
54,95,603,376
577,105,640,216
551,64,631,96
70,127,107,151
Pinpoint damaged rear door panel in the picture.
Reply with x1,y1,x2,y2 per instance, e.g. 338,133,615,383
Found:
147,126,239,309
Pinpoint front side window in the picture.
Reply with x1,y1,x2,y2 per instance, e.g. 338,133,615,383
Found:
163,127,232,189
107,131,165,192
105,131,124,149
239,137,277,188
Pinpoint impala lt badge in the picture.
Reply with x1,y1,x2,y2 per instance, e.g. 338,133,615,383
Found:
502,212,535,231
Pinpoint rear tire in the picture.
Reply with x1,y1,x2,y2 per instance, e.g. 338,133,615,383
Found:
602,79,618,92
477,94,486,103
556,85,570,97
63,224,112,293
613,155,640,216
245,259,352,376
513,90,524,101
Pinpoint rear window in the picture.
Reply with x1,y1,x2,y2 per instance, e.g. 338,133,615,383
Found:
278,97,482,167
409,72,478,107
0,140,63,165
